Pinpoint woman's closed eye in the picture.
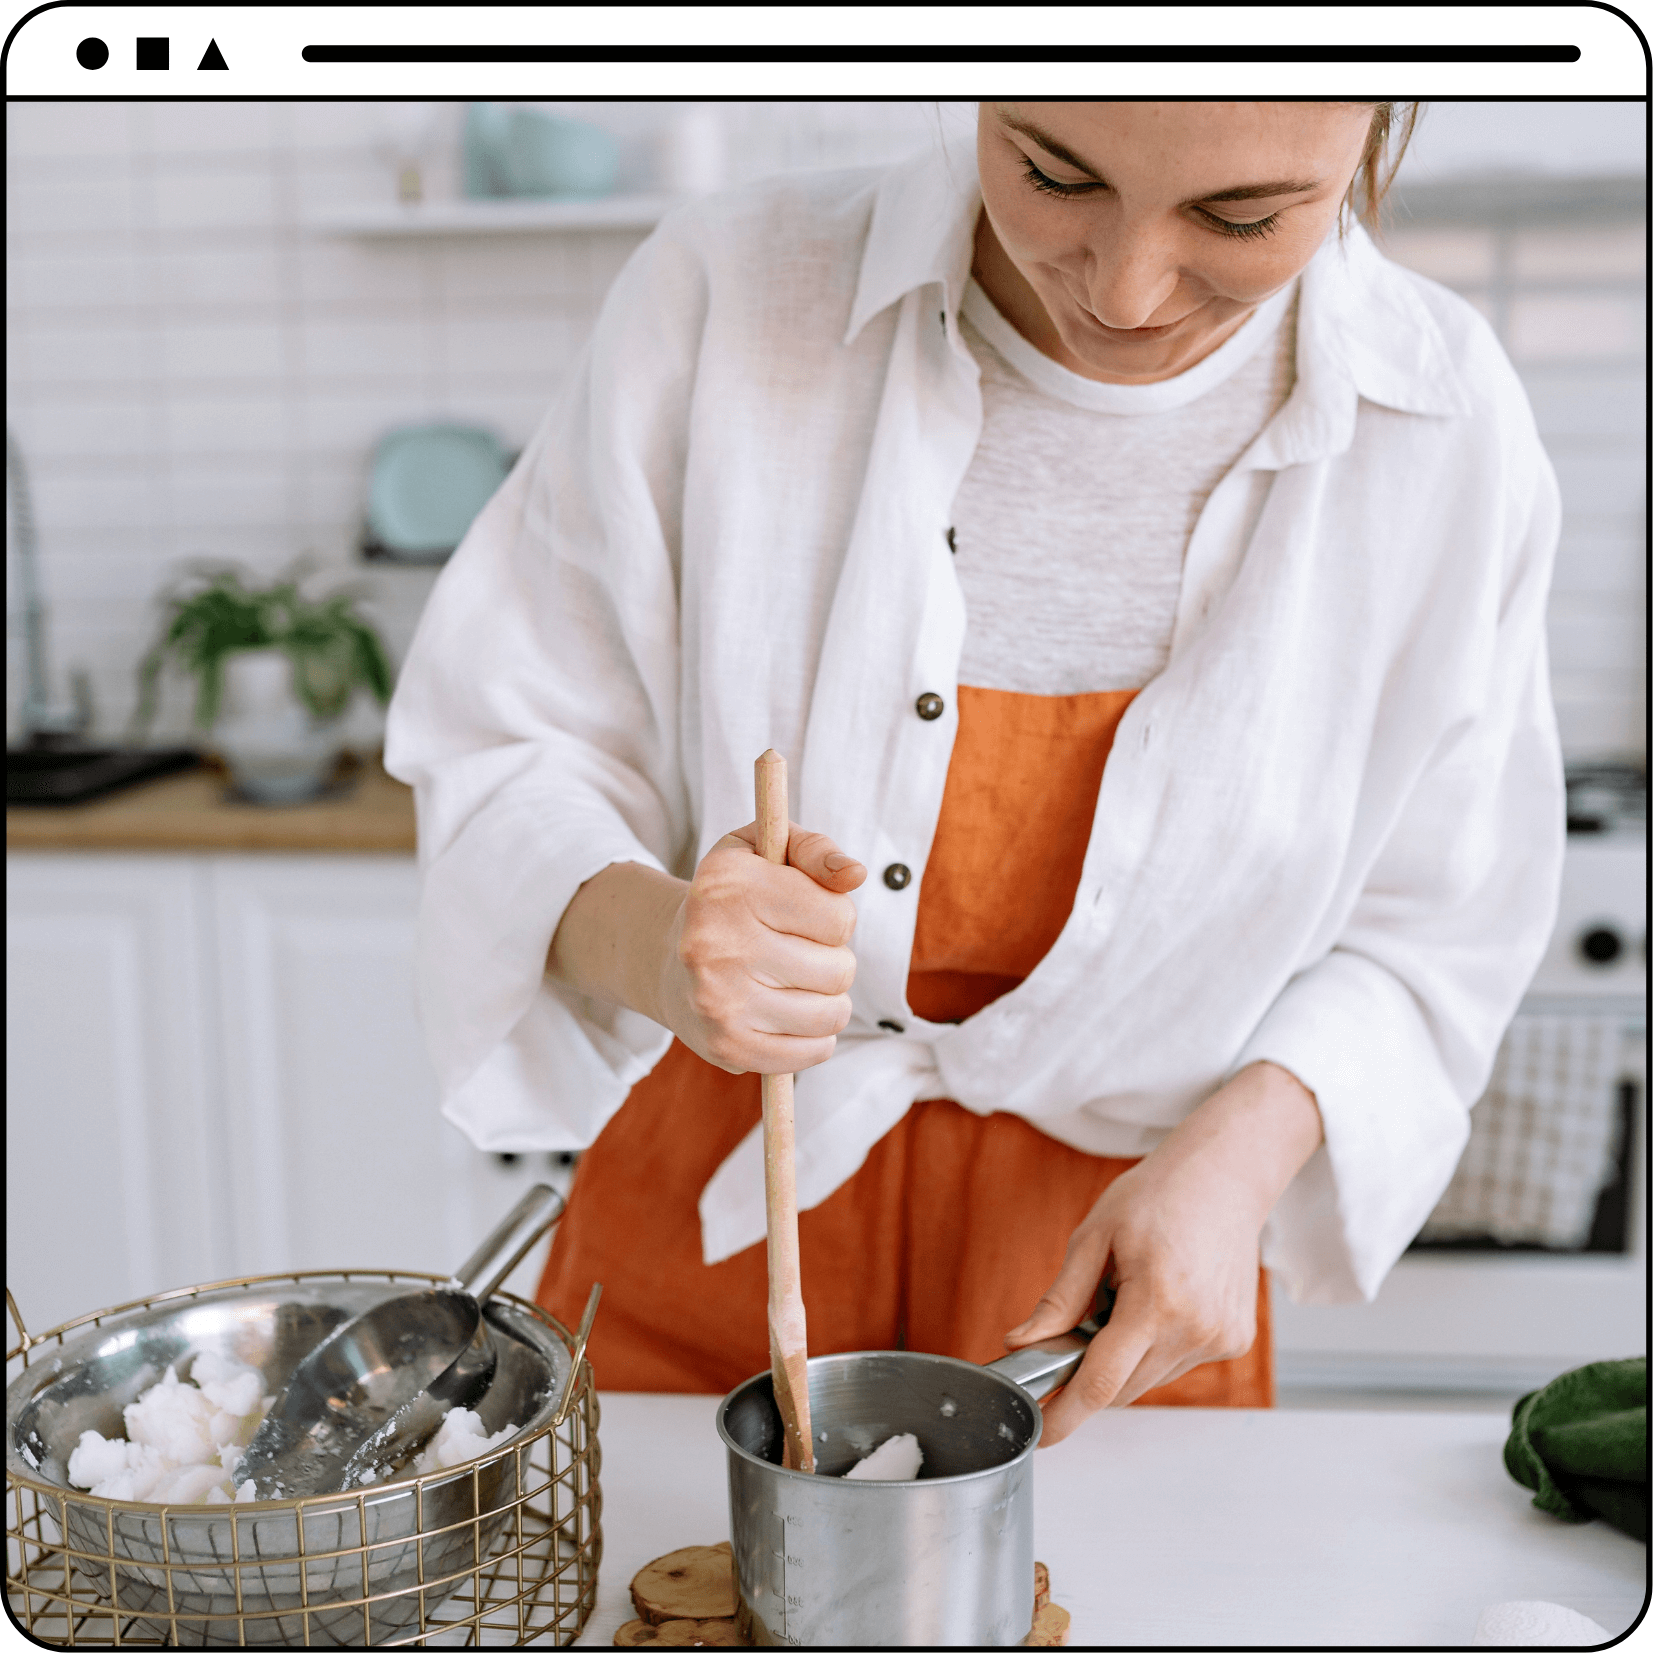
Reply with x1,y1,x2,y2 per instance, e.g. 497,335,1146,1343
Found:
1022,158,1283,242
1195,209,1282,241
1021,158,1102,199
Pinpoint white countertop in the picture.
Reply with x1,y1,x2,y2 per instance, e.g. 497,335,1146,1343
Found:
575,1395,1646,1648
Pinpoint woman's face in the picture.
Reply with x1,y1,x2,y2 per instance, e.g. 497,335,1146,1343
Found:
975,102,1374,383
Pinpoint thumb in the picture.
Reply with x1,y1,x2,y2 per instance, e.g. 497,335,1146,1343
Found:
786,825,867,892
1005,1227,1112,1349
726,821,866,892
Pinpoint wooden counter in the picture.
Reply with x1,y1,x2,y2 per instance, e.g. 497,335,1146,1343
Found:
5,756,416,853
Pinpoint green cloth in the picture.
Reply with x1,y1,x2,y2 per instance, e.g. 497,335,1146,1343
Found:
1505,1357,1648,1541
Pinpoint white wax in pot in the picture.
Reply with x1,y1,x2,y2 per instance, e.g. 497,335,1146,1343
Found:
843,1432,923,1481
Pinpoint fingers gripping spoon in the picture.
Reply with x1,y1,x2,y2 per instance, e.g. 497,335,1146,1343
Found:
755,750,815,1474
234,1183,565,1498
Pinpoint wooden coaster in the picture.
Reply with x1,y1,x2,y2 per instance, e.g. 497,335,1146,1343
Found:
1028,1601,1073,1646
613,1544,1066,1646
614,1618,745,1647
1026,1558,1072,1644
615,1543,742,1647
629,1544,737,1623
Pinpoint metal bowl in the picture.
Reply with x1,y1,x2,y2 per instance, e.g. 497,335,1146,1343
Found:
5,1273,581,1646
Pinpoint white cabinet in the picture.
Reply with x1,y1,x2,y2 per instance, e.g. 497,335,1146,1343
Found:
6,852,567,1340
6,855,221,1332
210,856,461,1278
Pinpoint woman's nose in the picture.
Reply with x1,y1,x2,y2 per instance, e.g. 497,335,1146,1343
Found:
1086,235,1181,330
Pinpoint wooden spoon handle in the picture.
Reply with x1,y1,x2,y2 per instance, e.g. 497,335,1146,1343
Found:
755,749,815,1474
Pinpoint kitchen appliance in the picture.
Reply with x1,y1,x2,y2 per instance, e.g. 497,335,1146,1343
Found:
1416,767,1646,1255
1275,767,1647,1393
6,425,199,804
6,1272,599,1647
718,1311,1106,1647
7,744,198,805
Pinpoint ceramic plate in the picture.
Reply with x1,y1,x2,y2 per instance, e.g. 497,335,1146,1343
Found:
367,425,510,558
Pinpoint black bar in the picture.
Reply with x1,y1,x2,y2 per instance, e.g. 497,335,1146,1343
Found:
302,42,1583,65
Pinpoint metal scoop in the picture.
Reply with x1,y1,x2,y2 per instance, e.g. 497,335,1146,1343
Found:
234,1182,565,1499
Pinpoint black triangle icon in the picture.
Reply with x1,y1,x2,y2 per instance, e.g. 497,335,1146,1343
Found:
198,39,227,70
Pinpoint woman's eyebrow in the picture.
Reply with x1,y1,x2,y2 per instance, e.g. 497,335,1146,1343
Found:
998,114,1107,180
1195,179,1323,204
999,114,1322,205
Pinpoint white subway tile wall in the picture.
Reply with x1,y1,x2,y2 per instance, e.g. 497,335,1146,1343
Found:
5,101,1646,763
1380,211,1647,761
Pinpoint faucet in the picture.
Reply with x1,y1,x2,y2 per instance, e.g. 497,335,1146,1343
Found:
7,426,91,749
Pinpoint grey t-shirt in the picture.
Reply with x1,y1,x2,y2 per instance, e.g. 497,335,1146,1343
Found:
953,277,1299,695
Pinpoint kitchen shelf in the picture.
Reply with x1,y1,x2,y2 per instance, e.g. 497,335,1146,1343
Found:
317,194,679,239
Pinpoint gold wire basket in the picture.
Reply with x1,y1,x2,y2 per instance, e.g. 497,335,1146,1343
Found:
5,1270,601,1646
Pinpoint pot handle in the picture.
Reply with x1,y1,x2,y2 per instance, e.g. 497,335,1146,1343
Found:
981,1281,1116,1403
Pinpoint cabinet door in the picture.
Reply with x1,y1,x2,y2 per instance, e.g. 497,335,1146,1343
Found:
211,856,484,1280
6,854,225,1332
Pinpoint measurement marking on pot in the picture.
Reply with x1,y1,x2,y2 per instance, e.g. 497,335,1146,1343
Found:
777,1512,802,1644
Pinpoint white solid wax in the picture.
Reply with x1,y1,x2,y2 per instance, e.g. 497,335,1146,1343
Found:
410,1407,515,1476
843,1433,924,1481
67,1361,274,1504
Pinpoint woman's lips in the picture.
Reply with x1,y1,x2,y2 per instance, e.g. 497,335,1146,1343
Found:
1082,311,1187,340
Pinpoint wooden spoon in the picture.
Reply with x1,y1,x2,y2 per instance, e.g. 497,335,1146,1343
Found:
754,749,815,1474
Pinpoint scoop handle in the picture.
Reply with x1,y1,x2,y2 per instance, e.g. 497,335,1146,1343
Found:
453,1182,567,1303
981,1282,1116,1402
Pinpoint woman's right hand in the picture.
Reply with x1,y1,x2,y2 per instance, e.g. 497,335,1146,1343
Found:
659,822,866,1073
547,825,866,1074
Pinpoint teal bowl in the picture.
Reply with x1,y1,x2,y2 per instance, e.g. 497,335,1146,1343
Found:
501,109,619,200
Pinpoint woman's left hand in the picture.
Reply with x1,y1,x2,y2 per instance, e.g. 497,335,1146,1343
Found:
1004,1060,1323,1445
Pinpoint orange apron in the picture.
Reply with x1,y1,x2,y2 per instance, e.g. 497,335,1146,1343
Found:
538,686,1273,1405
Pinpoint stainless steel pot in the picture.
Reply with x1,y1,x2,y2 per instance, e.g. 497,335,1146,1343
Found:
718,1314,1103,1647
6,1276,576,1646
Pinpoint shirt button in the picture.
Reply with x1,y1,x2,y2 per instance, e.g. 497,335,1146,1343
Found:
915,692,944,721
945,526,957,554
878,1019,905,1034
883,863,912,891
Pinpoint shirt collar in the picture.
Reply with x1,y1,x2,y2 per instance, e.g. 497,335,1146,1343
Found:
845,126,980,346
1247,223,1474,470
846,138,1473,463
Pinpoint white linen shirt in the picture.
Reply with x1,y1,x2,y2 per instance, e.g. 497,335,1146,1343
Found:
384,134,1565,1305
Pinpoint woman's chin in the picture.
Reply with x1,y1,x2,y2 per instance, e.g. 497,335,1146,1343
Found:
1065,335,1198,384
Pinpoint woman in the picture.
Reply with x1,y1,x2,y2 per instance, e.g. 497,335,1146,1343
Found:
386,102,1563,1444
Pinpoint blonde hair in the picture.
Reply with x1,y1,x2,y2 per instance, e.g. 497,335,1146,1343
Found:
1345,102,1423,234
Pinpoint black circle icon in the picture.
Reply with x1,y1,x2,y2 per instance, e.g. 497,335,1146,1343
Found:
76,37,109,69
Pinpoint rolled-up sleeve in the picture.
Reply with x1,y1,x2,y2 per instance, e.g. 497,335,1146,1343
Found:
384,220,708,1152
1243,440,1565,1303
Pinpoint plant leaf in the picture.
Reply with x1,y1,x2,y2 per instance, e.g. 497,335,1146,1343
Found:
132,563,393,728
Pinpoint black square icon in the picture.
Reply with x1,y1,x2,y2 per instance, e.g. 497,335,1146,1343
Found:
136,36,168,69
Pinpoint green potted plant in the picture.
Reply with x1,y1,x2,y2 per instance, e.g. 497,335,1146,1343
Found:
134,564,393,803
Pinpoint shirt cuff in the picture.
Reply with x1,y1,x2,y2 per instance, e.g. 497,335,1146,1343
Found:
1237,950,1471,1305
415,787,673,1149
